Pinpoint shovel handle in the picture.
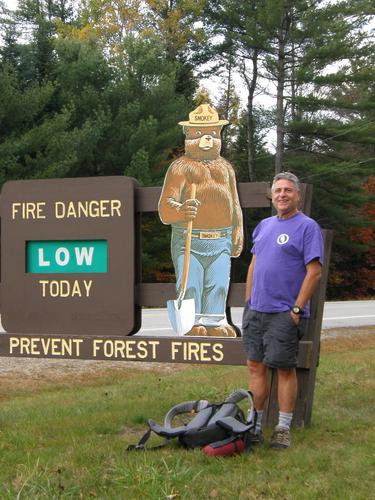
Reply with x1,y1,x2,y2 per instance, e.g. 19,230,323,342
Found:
180,183,196,299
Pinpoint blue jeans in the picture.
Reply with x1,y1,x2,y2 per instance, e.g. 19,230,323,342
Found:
171,226,232,326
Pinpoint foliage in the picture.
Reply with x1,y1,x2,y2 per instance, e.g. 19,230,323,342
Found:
0,0,374,297
283,5,375,298
337,176,375,297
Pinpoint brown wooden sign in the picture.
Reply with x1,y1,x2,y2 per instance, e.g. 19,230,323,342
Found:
0,177,140,335
0,178,333,427
0,334,313,367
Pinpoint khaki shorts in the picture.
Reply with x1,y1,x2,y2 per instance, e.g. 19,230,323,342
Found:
242,306,307,369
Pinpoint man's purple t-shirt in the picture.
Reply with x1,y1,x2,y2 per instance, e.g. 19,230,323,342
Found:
249,212,324,317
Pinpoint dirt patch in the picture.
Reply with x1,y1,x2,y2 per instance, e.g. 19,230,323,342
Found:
320,325,375,353
0,358,188,394
321,325,375,340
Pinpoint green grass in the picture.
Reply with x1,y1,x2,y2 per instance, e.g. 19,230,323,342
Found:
0,346,374,499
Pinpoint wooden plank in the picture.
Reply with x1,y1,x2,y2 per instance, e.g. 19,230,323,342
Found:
303,229,334,423
139,282,246,308
227,283,246,306
263,369,278,426
237,182,271,208
135,186,162,213
300,183,313,216
135,182,272,213
138,283,175,306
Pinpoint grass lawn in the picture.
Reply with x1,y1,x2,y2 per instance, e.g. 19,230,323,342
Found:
0,335,374,499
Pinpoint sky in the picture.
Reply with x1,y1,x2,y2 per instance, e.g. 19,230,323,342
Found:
4,0,17,8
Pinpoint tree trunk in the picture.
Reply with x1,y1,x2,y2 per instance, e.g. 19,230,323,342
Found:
289,11,303,150
275,25,286,174
243,49,258,182
275,2,293,174
222,53,233,157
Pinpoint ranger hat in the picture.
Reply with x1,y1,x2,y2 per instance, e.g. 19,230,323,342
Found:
179,104,229,127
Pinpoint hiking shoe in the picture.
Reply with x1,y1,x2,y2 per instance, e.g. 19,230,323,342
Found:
249,430,264,445
269,426,291,449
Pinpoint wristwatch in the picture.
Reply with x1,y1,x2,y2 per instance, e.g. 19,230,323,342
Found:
291,305,303,315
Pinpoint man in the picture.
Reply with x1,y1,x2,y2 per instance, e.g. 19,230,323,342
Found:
242,171,323,448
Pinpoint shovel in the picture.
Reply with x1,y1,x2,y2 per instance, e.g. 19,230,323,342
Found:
167,183,196,336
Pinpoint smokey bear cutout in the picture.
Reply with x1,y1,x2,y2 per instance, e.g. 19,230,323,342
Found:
158,104,243,337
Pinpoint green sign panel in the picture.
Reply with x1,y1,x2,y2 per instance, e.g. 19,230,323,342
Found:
26,240,107,273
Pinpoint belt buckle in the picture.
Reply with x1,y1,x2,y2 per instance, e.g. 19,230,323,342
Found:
199,231,220,239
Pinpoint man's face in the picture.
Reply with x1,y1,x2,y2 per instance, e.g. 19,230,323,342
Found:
271,179,300,217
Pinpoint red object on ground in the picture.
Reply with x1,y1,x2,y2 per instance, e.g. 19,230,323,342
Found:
202,438,245,457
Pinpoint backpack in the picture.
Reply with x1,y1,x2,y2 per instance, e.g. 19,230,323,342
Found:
126,388,256,457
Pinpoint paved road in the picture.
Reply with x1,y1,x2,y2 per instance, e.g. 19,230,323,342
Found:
321,300,375,329
135,300,375,337
0,300,373,336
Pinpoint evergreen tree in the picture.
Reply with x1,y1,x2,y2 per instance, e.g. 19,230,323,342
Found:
202,0,268,181
215,76,241,159
283,1,375,298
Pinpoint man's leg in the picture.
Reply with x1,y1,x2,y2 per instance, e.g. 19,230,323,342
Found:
269,367,297,449
262,312,300,449
247,360,269,409
247,360,269,442
277,367,297,413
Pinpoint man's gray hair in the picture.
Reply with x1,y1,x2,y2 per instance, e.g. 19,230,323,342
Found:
272,172,300,191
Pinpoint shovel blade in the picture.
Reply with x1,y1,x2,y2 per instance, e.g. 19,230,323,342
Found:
167,298,195,336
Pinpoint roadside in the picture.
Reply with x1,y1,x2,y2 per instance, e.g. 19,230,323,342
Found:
320,325,375,352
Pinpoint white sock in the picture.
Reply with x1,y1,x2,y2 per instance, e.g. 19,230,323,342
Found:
278,411,293,430
255,410,263,434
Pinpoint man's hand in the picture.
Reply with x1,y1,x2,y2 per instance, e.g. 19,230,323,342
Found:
290,311,300,325
291,259,322,326
177,198,201,221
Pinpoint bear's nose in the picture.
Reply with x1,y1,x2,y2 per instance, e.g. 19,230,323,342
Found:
199,135,214,150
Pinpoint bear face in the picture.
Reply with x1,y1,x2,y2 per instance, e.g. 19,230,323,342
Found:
184,126,223,161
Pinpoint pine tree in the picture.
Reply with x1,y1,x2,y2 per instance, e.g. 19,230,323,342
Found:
283,1,375,298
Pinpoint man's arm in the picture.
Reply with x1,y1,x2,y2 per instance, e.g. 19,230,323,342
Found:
291,259,322,322
245,255,256,303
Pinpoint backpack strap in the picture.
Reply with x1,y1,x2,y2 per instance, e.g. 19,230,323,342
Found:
224,388,255,426
126,427,169,451
164,400,211,432
216,416,253,434
126,399,212,451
